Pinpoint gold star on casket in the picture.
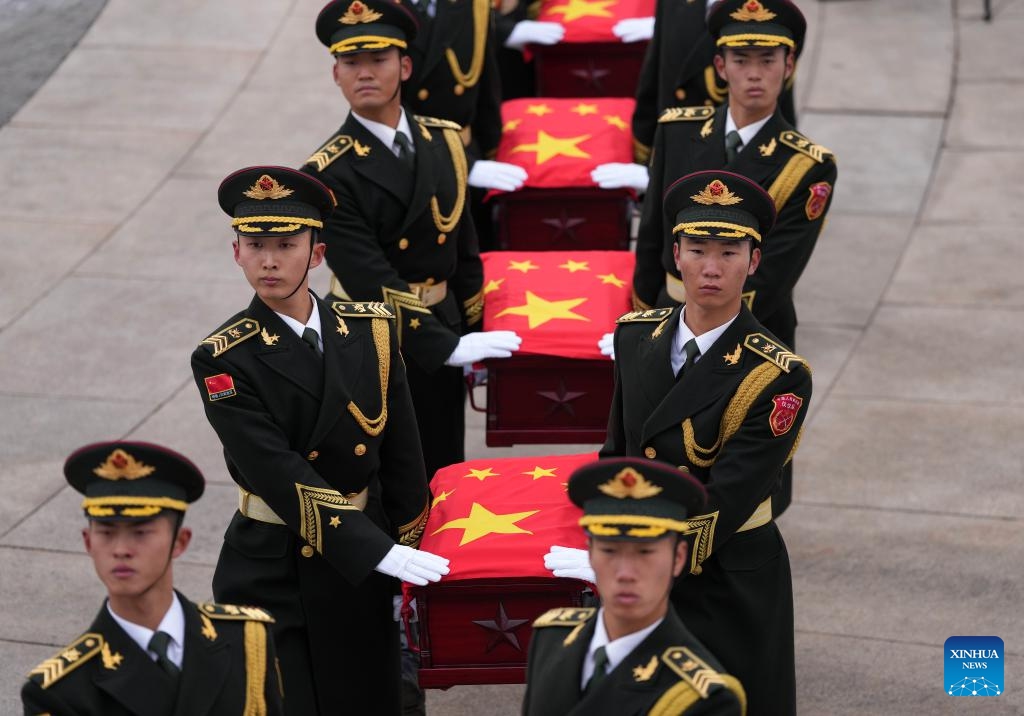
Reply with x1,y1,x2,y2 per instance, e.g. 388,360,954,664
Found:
431,502,540,546
604,115,628,131
547,0,616,22
597,272,626,287
559,260,590,273
496,291,589,329
465,467,500,481
484,278,505,294
523,466,557,479
432,489,455,508
511,131,591,165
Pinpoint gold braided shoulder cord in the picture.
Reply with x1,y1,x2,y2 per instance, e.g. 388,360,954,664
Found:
347,317,390,436
444,0,489,90
767,153,815,209
242,621,268,716
682,361,782,467
784,425,804,465
431,128,469,234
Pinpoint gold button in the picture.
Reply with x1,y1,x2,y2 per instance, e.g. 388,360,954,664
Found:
354,443,367,456
418,88,429,101
454,84,465,96
675,88,686,100
399,237,409,250
307,450,319,461
644,447,657,459
437,233,447,245
678,465,690,472
300,545,315,558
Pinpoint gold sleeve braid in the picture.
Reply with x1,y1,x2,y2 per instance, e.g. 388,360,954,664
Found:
295,484,362,554
380,286,431,347
444,0,488,90
431,128,469,234
242,620,268,716
648,681,702,715
766,153,815,210
463,290,483,326
346,317,389,436
398,502,430,547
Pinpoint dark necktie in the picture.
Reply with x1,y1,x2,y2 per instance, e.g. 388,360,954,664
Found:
302,326,322,357
585,645,609,693
393,131,415,171
725,130,743,163
677,337,701,379
148,631,180,681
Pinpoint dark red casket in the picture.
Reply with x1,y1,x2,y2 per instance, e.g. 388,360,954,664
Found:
492,187,633,251
532,41,649,98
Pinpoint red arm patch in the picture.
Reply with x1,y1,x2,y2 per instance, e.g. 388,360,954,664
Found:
204,374,237,401
769,393,803,437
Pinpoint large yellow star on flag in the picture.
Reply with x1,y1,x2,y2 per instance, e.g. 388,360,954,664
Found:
511,131,591,165
496,291,590,329
523,466,558,480
508,259,539,273
571,103,599,116
465,467,500,481
484,278,505,294
559,260,590,273
597,272,626,287
432,502,540,546
604,114,628,131
548,0,616,22
525,104,553,117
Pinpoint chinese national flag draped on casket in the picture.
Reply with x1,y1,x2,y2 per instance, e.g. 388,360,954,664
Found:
482,250,634,359
417,453,595,581
536,0,655,43
495,97,635,190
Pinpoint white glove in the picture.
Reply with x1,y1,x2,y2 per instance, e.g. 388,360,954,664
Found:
445,331,522,367
598,332,615,360
505,20,565,49
591,162,650,193
375,544,450,586
544,545,595,583
612,17,655,43
468,160,528,191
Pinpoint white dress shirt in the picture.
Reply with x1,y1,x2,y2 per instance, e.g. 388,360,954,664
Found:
724,110,772,157
670,306,739,376
275,292,323,352
350,109,416,158
580,608,664,690
107,592,186,669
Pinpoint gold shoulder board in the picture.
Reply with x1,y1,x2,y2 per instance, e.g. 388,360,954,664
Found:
532,607,596,628
414,115,463,131
304,134,355,172
201,318,260,357
27,633,104,689
332,301,395,319
779,130,834,164
199,602,275,623
661,646,726,699
616,307,674,324
743,333,806,373
658,106,715,123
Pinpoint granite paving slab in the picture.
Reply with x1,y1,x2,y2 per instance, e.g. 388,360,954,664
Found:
946,81,1024,150
923,150,1024,225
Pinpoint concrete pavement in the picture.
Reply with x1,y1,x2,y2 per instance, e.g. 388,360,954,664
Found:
1,0,1021,713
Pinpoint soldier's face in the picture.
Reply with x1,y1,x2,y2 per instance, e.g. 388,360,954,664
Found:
233,230,325,309
673,236,760,314
714,47,793,119
83,517,191,605
333,49,412,117
589,536,687,639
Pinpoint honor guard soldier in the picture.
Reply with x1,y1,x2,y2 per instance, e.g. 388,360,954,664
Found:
303,0,521,480
525,457,746,716
191,166,449,716
21,441,285,716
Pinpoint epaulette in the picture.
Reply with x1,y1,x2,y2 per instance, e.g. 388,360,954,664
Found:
743,333,806,373
658,106,715,123
201,318,260,357
27,633,104,689
414,115,463,131
532,607,595,628
778,130,833,164
616,307,674,323
199,602,275,623
332,301,395,318
304,134,355,172
661,646,727,699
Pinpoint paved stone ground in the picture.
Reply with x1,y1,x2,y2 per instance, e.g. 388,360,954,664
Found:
2,0,1022,713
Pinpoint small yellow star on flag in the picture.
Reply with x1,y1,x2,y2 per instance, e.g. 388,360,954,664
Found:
484,278,505,294
511,131,591,165
465,467,500,481
597,272,626,287
523,466,557,479
559,260,590,273
503,118,522,132
571,103,599,116
604,115,628,131
525,104,553,117
496,291,590,329
432,489,456,508
508,259,539,274
431,502,540,546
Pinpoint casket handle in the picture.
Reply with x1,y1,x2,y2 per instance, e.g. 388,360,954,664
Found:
465,367,488,413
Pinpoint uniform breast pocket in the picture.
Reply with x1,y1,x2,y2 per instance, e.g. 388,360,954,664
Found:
223,512,291,560
715,524,783,573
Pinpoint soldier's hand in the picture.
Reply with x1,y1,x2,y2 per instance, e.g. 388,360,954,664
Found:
544,545,595,583
591,163,649,193
468,160,528,191
598,332,615,360
445,331,522,367
505,20,565,50
611,17,654,43
376,544,451,586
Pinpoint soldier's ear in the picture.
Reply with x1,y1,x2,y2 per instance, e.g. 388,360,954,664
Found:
783,50,795,80
672,537,688,578
712,53,727,82
748,246,762,276
400,54,413,82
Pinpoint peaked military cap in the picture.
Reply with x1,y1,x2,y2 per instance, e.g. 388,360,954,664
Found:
316,0,419,56
568,458,706,541
65,441,205,521
665,169,777,244
708,0,807,58
218,165,336,238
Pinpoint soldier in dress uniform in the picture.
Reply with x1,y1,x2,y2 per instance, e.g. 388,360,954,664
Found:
525,457,746,716
302,0,521,481
21,441,285,716
602,170,811,716
191,166,450,716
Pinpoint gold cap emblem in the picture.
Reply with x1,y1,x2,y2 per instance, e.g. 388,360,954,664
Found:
597,467,663,499
731,0,777,22
243,174,294,201
93,449,155,481
691,179,743,206
340,1,383,24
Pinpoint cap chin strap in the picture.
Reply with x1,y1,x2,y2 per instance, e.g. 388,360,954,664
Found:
281,233,317,301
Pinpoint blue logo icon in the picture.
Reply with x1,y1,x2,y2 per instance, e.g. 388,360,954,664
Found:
945,636,1003,696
